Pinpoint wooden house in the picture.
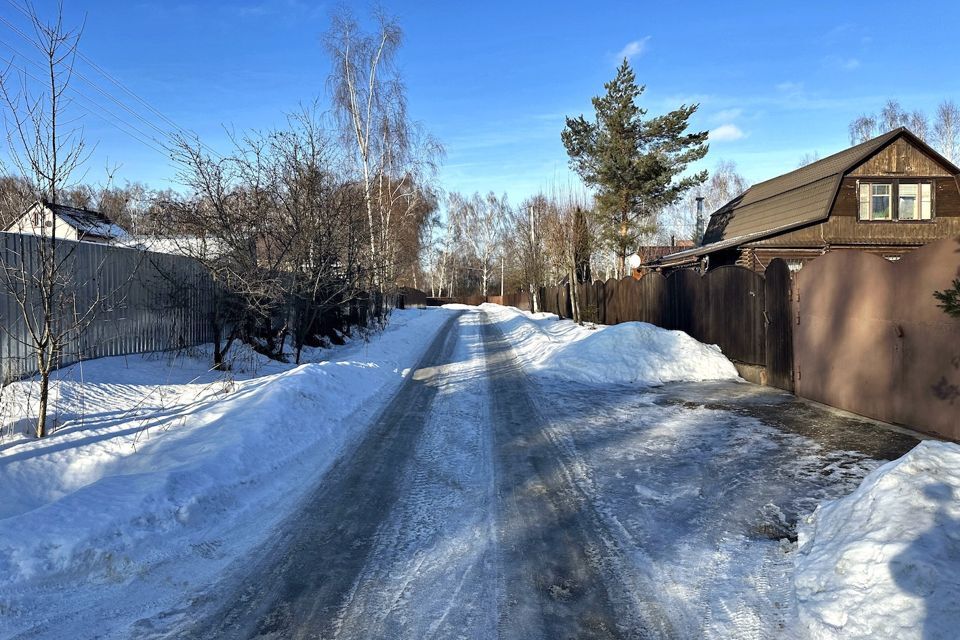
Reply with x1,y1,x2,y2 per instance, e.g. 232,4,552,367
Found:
653,128,960,272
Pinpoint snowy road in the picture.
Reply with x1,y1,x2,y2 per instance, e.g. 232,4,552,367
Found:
153,309,918,639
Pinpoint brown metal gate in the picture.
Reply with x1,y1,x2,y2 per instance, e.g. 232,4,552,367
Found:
794,237,960,440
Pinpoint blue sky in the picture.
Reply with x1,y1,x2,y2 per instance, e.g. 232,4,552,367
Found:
3,0,959,203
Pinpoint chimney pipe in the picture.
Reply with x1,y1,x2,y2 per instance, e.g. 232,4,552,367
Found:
695,196,705,246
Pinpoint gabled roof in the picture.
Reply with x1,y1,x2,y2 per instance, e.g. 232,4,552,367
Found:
46,202,131,240
4,201,132,241
653,127,960,267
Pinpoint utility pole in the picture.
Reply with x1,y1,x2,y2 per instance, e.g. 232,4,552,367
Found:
529,204,539,312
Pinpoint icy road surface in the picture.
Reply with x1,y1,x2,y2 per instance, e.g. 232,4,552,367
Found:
149,309,918,639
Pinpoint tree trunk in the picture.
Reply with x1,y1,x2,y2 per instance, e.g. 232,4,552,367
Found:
212,315,227,371
500,257,504,298
569,265,582,324
36,367,50,438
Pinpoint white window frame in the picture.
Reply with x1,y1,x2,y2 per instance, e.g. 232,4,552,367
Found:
857,180,935,222
898,183,919,220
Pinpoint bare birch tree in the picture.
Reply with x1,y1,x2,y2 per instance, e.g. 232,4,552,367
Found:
509,195,547,312
326,9,394,282
849,114,877,145
448,191,507,295
934,101,960,162
325,8,442,292
909,110,929,142
880,100,909,132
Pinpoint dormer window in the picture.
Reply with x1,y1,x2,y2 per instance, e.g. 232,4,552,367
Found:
858,181,933,221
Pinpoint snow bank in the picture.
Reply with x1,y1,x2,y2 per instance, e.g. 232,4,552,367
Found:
793,440,960,639
480,303,739,386
0,308,453,636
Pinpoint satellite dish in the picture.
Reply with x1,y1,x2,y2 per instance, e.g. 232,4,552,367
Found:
627,253,642,270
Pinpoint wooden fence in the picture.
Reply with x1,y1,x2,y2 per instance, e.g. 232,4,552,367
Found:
398,287,428,309
539,263,789,381
486,292,532,310
425,243,960,440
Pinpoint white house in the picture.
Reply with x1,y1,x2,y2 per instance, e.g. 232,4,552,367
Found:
4,201,132,244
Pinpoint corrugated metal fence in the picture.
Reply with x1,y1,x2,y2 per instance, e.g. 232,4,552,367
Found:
1,232,215,384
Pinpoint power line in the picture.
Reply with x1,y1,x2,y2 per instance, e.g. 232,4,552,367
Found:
0,52,173,157
1,0,223,160
0,14,177,144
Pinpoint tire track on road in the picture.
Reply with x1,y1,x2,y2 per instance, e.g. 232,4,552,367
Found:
177,311,463,639
480,313,651,640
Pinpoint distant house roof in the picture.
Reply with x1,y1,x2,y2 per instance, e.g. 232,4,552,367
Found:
123,235,223,257
636,241,694,264
652,127,960,268
44,202,131,241
2,201,132,242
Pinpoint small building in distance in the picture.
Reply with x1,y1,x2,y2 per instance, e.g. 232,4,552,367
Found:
4,200,132,244
631,237,695,277
651,127,960,272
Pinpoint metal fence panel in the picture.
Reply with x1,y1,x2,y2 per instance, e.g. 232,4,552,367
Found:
1,232,215,384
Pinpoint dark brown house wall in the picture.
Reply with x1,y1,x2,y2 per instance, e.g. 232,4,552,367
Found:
822,216,960,245
701,133,960,273
848,137,954,177
733,175,960,272
832,176,960,218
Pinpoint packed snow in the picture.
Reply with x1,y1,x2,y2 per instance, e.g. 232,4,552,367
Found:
476,302,740,385
478,303,947,639
793,440,960,639
0,300,950,640
0,308,455,637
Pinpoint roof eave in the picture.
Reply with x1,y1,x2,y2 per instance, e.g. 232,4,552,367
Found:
652,217,827,266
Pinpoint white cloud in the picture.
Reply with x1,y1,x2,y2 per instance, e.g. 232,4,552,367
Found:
710,124,746,142
825,56,861,71
776,81,804,94
616,37,651,61
712,108,744,122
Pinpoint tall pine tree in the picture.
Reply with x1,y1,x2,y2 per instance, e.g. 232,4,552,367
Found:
562,59,708,275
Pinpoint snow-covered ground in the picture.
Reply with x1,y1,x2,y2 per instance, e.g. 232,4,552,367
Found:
794,440,960,639
477,302,739,385
1,301,954,640
0,307,457,638
480,304,955,640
